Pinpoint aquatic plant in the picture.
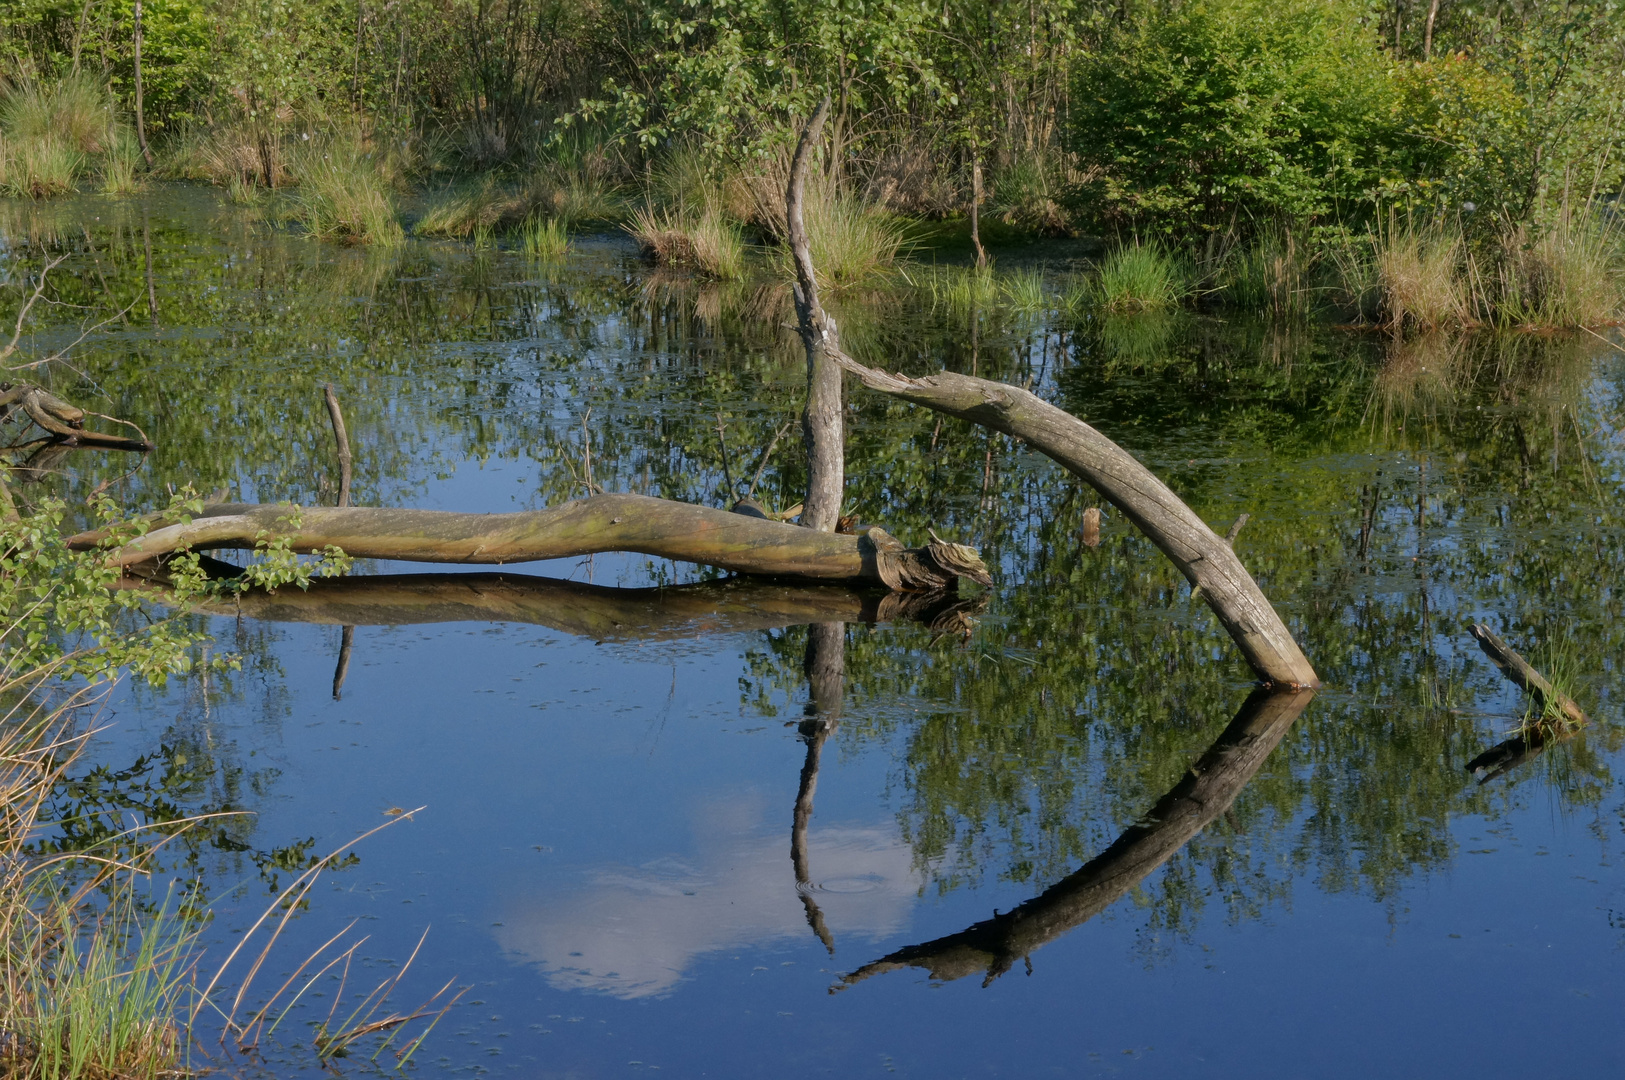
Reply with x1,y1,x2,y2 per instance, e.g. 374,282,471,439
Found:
1088,240,1192,312
1492,212,1624,329
287,136,404,246
1370,221,1470,331
521,214,571,259
0,74,124,198
414,179,512,238
628,206,745,280
924,264,1000,317
1220,226,1314,320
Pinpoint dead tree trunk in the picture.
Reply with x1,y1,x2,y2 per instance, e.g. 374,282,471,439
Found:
71,496,989,591
816,360,1318,688
793,620,845,954
788,98,844,532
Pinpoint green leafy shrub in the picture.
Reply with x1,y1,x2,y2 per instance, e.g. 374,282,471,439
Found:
1070,0,1398,236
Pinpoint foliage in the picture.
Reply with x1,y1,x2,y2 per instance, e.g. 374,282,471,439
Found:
285,131,405,246
1070,0,1401,235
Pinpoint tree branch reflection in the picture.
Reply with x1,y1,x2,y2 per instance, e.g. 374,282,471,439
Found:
793,621,845,954
835,686,1315,991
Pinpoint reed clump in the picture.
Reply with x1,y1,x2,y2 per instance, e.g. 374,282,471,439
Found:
628,205,745,280
286,133,404,246
1089,240,1193,312
1494,213,1624,329
0,74,127,198
521,214,571,259
1220,226,1314,320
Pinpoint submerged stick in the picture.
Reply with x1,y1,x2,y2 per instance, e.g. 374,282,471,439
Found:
323,385,352,508
1467,623,1587,726
822,357,1318,687
73,495,991,591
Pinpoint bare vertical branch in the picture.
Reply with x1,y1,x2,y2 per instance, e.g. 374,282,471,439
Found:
323,385,353,508
787,97,845,532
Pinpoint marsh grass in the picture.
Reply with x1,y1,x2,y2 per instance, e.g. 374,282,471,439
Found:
415,179,509,238
520,215,571,259
287,135,404,246
1519,623,1585,730
1494,213,1625,328
924,265,1000,317
1,691,197,1080
1089,241,1192,312
0,73,124,198
628,205,745,280
99,131,146,195
1221,227,1314,319
1372,222,1471,331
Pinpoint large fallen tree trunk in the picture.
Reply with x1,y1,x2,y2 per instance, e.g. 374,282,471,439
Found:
824,358,1317,687
70,495,991,591
777,111,1314,688
834,686,1315,991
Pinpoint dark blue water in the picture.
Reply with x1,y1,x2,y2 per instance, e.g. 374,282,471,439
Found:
11,188,1625,1077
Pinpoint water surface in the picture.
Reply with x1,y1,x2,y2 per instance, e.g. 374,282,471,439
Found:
7,188,1625,1077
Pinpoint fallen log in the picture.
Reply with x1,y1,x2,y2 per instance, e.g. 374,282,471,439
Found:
821,356,1318,687
0,382,155,451
834,686,1315,991
70,495,991,591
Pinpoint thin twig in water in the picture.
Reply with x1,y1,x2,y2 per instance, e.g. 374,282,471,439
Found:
746,421,793,499
0,255,68,365
715,411,736,498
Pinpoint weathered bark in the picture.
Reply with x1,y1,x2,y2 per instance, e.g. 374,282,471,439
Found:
0,383,154,451
835,686,1315,991
822,358,1318,687
73,496,989,591
788,98,845,532
1468,623,1587,726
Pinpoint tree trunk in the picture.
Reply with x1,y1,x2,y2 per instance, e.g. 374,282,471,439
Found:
787,98,845,532
821,360,1319,688
133,0,154,168
71,496,990,591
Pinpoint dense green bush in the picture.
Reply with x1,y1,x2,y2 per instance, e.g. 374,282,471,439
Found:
1069,0,1400,235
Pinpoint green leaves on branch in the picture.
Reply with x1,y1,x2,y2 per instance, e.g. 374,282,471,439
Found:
0,493,350,691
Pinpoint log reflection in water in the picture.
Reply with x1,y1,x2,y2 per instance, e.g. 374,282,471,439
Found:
836,686,1315,990
142,570,982,643
793,622,845,954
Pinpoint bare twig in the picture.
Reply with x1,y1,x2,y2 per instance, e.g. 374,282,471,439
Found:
746,421,793,499
1224,513,1250,546
0,255,69,366
715,411,736,497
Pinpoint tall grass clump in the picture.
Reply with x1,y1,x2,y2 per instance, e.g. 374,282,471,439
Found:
287,134,404,246
1370,222,1470,331
0,74,122,198
924,265,999,317
1494,212,1625,328
1221,226,1313,319
1089,241,1192,312
628,205,745,280
520,215,571,259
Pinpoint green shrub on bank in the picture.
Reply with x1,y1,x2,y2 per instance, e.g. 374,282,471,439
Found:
1070,0,1397,235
